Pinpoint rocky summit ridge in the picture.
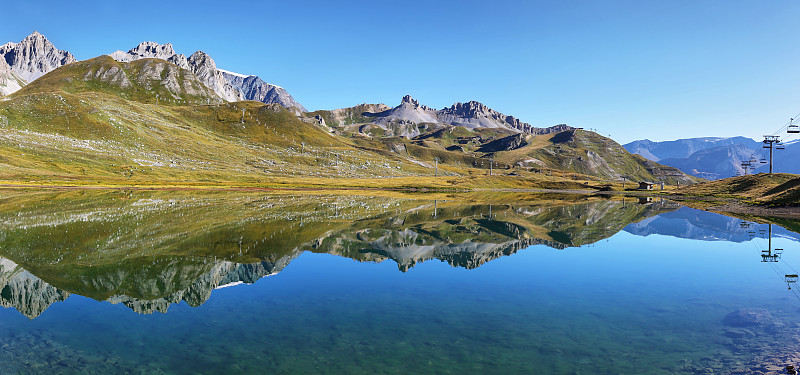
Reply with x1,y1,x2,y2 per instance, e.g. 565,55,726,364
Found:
0,31,76,96
109,41,306,112
323,94,572,137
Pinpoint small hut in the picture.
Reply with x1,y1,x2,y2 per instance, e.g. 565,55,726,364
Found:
638,182,654,190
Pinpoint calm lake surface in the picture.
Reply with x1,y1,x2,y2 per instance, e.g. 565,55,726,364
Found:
1,189,800,374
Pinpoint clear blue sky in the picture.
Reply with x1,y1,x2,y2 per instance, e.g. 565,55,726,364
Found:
2,0,799,143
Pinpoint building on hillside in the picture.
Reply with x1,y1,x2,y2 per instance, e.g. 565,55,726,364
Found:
638,182,654,190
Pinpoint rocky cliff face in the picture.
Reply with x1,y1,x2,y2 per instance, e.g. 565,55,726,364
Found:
219,70,307,114
109,41,177,63
110,42,304,111
0,57,26,97
439,100,540,133
0,31,76,95
187,51,245,102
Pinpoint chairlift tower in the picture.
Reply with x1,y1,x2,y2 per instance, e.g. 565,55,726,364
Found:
740,160,754,175
763,135,782,173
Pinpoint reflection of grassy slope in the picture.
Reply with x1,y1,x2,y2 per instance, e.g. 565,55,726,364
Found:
0,190,420,298
0,191,676,299
677,173,800,206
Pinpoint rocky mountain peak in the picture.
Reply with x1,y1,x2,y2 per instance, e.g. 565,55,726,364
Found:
188,51,216,70
0,31,76,83
400,94,432,110
444,101,492,118
128,41,176,60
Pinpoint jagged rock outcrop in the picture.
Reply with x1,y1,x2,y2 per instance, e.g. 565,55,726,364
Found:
109,42,304,111
109,41,177,63
372,95,439,125
0,31,76,95
439,101,538,133
0,258,69,319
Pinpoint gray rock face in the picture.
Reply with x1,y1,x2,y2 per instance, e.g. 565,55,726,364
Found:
439,100,537,133
0,57,26,97
109,41,176,62
187,51,245,102
0,31,76,94
109,42,304,110
219,70,307,113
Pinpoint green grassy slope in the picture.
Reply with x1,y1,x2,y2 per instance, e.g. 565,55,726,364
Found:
13,56,218,105
676,173,800,206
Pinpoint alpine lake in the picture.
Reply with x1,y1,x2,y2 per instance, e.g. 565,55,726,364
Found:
2,188,800,375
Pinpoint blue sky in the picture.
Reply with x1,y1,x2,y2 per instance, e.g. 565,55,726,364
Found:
2,0,799,143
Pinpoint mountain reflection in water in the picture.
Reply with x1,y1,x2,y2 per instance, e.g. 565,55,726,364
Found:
0,189,798,319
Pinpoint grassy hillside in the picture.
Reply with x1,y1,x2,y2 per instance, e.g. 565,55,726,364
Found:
14,56,218,105
305,102,698,186
676,173,800,206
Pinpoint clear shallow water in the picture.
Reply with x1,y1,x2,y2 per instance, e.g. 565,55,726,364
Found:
1,190,800,374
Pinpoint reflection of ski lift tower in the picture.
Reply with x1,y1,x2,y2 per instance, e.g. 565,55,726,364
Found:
761,224,780,262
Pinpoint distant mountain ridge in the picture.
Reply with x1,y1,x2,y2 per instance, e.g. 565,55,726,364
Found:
624,137,761,161
623,136,800,179
312,94,571,137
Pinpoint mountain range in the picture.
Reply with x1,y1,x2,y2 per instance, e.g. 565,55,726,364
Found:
0,31,697,185
309,95,562,137
624,137,800,179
